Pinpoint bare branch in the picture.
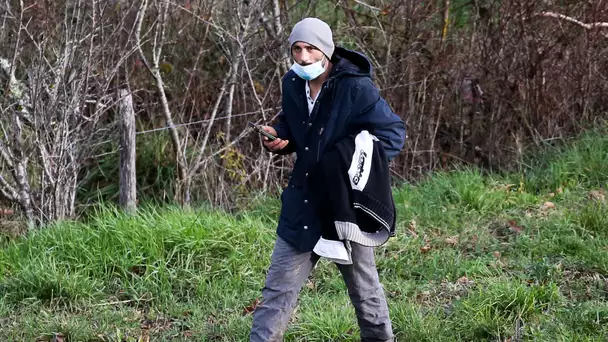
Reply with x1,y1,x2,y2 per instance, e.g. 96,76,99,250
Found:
166,0,238,41
353,0,381,12
0,139,14,170
260,2,290,75
224,60,239,143
134,0,153,72
272,0,284,38
189,67,230,177
534,11,608,38
9,0,24,88
188,0,261,180
152,0,169,66
535,11,608,29
0,174,18,202
241,43,268,120
35,143,55,185
134,0,189,202
0,0,10,43
259,11,275,37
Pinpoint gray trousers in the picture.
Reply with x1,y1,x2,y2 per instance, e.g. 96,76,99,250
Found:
250,236,394,342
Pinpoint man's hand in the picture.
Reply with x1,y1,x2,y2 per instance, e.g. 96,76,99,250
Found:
261,126,289,152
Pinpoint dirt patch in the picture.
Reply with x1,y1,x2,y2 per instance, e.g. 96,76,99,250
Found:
561,269,608,301
413,276,476,311
0,218,27,241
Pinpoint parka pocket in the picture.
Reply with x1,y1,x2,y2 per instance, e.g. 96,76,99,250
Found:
316,126,325,162
316,140,322,162
279,186,304,226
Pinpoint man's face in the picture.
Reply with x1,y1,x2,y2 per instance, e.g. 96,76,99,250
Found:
291,42,325,65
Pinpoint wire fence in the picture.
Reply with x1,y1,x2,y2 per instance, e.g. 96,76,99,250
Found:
131,79,425,136
134,107,281,135
88,79,427,159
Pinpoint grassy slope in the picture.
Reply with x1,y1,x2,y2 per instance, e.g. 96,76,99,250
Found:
0,128,607,341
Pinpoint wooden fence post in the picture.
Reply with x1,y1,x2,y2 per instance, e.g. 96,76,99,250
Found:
119,88,136,212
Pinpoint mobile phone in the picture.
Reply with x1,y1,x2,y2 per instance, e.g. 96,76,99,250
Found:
248,121,277,141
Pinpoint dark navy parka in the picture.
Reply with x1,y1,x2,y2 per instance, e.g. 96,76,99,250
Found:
271,47,406,252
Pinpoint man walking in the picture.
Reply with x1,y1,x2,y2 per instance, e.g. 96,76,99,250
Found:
250,17,406,342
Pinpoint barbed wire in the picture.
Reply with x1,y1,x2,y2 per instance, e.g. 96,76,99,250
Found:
134,106,281,135
88,79,427,157
88,107,279,153
128,80,425,136
379,80,426,91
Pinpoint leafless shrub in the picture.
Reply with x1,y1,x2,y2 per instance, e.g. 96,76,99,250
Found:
1,0,607,222
0,0,136,223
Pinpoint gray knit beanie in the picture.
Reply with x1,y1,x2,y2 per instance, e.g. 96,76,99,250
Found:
288,18,335,59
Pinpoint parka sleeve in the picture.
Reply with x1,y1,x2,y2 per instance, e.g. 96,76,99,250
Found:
348,78,406,160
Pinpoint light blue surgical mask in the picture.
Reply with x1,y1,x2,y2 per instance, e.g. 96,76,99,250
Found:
290,57,326,81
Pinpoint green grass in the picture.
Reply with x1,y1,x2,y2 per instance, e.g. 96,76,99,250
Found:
1,128,607,341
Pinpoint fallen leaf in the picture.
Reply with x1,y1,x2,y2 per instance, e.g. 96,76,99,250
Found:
139,332,150,342
140,318,153,330
207,313,218,324
408,220,418,237
456,276,471,284
242,298,260,315
491,259,505,268
508,220,524,234
493,251,501,259
53,334,65,342
589,190,606,202
465,234,479,250
502,184,516,192
129,265,146,275
557,187,564,194
415,290,431,303
420,244,431,253
445,236,458,245
541,201,556,211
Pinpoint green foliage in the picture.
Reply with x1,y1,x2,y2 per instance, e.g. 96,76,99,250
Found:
451,280,561,340
77,132,177,206
449,0,479,30
1,129,608,340
576,201,608,236
521,126,608,194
